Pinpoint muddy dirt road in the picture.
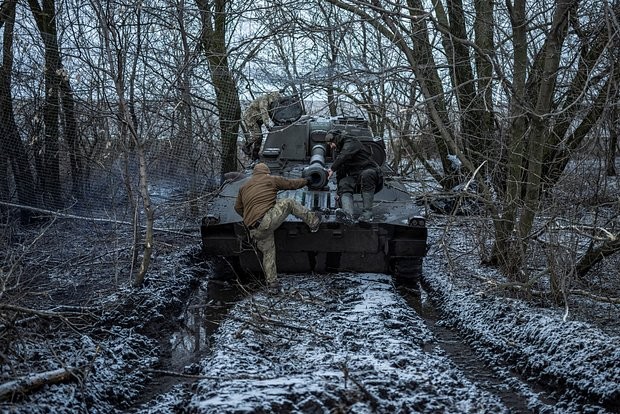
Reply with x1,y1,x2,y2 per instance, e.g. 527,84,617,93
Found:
131,270,618,413
1,220,619,413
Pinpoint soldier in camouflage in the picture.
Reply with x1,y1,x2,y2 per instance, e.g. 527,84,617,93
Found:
234,163,321,286
242,91,282,160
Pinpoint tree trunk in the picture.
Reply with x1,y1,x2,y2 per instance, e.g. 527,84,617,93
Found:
28,0,63,208
515,0,576,276
517,0,576,263
492,0,576,277
168,0,194,177
472,0,495,166
576,237,620,279
491,0,529,276
0,367,81,400
196,0,241,176
133,143,154,287
60,75,84,200
606,87,618,177
92,0,154,287
0,0,39,224
406,0,460,188
447,0,489,169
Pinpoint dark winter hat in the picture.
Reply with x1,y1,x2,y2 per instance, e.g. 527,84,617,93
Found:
253,163,270,175
325,129,346,144
325,129,341,142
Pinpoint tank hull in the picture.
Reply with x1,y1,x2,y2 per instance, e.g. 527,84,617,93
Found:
201,115,428,279
202,210,427,275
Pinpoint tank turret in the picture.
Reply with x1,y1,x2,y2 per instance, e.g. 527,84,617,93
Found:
201,101,427,282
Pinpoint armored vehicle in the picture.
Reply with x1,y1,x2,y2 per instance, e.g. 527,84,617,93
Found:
201,100,427,281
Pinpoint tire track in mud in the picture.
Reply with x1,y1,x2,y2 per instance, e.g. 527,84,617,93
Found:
395,282,556,413
133,271,572,413
420,271,620,413
128,274,247,410
173,273,509,412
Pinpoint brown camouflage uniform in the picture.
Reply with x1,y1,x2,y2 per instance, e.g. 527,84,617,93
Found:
234,163,319,284
249,199,317,283
242,91,281,159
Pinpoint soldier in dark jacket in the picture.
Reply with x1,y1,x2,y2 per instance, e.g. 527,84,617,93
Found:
234,163,321,285
326,130,382,223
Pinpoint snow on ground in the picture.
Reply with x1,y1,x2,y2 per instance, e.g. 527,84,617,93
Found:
136,217,619,414
0,234,200,414
2,214,619,413
422,216,620,413
141,273,509,413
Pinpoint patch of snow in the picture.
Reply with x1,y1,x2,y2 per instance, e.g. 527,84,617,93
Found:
422,221,620,413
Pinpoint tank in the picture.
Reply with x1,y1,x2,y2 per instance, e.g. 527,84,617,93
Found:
201,101,427,281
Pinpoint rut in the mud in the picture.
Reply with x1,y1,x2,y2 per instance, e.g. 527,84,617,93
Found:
133,268,609,414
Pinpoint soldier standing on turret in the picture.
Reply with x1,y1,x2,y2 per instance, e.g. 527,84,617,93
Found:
326,129,383,223
242,91,282,160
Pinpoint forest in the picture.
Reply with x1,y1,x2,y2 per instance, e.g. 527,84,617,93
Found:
1,0,619,412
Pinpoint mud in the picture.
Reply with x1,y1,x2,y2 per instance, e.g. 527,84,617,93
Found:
1,219,619,414
134,270,618,413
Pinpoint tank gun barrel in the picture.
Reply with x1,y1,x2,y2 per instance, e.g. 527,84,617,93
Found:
303,144,328,190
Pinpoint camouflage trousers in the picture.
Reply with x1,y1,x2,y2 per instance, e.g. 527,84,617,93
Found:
244,122,263,160
249,198,315,284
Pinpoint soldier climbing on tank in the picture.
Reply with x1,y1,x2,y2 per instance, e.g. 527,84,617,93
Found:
242,91,282,160
234,163,321,287
326,129,383,224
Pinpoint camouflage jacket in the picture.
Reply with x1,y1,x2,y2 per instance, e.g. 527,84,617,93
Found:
242,91,281,126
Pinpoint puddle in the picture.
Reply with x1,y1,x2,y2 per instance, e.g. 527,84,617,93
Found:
167,278,244,371
396,281,556,413
129,274,246,410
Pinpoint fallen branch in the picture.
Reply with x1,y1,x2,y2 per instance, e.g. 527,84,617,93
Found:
145,369,220,380
0,304,85,334
0,303,85,317
0,367,81,400
0,201,198,237
248,312,335,339
569,289,620,304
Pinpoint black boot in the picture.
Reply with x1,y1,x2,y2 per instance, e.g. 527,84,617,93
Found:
359,191,374,222
242,141,252,156
336,193,355,225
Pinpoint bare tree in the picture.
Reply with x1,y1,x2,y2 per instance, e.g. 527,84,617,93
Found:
605,79,618,176
195,0,241,175
169,0,196,177
322,0,618,285
2,0,617,306
0,0,39,224
27,0,65,207
90,0,156,287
